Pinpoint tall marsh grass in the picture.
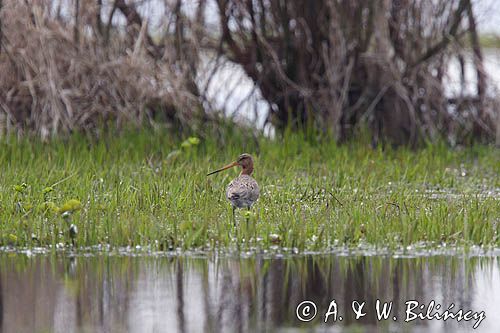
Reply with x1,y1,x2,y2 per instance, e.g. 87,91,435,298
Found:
0,129,498,252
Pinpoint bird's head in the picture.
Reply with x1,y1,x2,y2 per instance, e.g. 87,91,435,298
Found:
207,153,255,176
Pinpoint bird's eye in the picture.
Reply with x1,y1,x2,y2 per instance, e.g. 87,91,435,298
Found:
238,154,251,162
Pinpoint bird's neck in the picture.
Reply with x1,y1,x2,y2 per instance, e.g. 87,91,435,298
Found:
241,166,253,175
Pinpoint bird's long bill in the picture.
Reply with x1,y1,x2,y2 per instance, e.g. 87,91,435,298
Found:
207,161,238,176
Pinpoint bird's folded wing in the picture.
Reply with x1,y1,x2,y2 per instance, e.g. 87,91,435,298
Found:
226,180,259,201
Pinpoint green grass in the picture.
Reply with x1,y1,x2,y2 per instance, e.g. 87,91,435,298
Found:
0,128,499,252
478,33,500,49
458,33,500,49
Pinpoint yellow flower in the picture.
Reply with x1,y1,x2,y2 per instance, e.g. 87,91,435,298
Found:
13,183,28,193
59,199,82,213
8,234,18,244
188,137,200,145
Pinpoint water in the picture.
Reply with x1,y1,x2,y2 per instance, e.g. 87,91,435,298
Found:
1,254,499,333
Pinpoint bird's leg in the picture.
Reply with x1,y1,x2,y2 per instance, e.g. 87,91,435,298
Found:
245,207,250,226
232,206,236,227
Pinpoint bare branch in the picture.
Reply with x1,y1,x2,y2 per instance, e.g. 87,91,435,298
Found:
115,0,163,59
411,0,468,67
74,0,80,44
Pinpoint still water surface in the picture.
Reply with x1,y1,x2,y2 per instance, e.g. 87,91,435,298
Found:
0,253,499,333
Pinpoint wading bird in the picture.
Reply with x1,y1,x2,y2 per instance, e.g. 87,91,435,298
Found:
207,153,259,223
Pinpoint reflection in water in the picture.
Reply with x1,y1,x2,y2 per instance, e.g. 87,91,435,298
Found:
0,254,499,333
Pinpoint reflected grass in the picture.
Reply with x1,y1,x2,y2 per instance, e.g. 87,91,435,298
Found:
0,128,498,251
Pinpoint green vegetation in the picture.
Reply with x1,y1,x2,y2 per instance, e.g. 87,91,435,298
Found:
0,129,498,252
478,33,500,49
458,33,500,49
